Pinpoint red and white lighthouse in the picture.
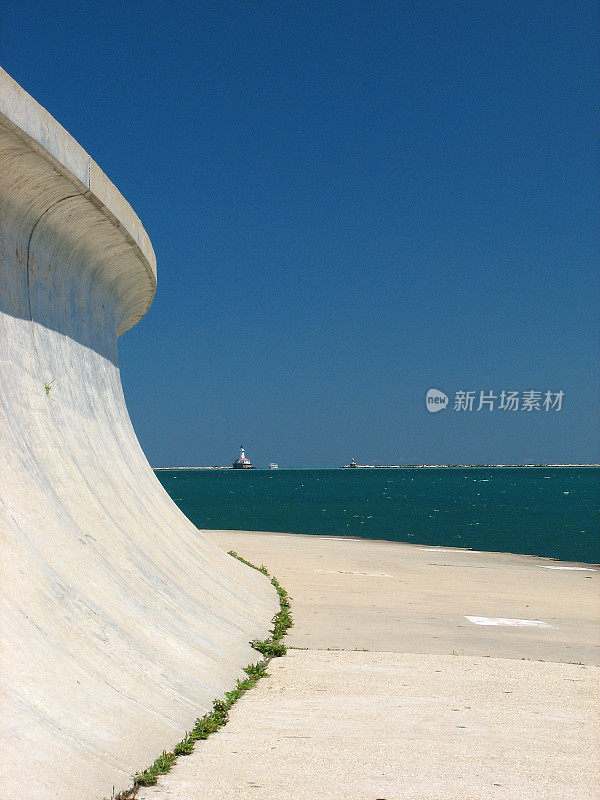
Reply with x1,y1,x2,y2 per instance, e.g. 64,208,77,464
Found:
232,445,255,469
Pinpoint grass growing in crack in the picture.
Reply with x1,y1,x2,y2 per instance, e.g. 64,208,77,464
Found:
234,555,293,659
114,551,292,799
227,550,269,576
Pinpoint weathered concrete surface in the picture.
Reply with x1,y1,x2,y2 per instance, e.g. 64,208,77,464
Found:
138,650,599,800
136,531,599,800
206,531,600,663
0,70,278,800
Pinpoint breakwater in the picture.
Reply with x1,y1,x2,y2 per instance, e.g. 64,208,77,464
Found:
0,68,277,800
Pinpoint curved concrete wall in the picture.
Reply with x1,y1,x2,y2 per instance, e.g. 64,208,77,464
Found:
0,68,278,800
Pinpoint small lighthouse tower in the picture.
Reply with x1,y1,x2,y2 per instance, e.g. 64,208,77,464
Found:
232,445,255,469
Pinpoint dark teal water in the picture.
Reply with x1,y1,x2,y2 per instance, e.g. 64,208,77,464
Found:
155,467,600,564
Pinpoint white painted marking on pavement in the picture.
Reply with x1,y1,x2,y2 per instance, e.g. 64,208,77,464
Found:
538,565,596,571
465,616,555,628
418,548,481,553
318,537,363,541
319,570,392,578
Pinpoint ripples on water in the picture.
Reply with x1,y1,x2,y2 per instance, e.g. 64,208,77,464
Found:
155,467,600,564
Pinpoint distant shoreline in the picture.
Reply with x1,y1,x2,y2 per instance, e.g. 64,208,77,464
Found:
154,463,599,470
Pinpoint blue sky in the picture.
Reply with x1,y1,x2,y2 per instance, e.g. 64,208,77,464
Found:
3,1,598,467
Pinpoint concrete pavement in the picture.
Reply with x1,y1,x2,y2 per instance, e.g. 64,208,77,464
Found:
138,649,598,800
137,531,599,800
208,531,599,663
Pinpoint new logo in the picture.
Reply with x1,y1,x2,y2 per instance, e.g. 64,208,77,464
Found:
426,388,448,413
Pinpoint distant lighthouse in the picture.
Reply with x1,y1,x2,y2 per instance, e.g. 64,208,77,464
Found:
232,445,255,469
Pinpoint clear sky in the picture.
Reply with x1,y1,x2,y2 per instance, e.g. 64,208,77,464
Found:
2,1,598,467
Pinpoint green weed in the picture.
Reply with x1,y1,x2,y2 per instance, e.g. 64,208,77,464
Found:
229,551,294,659
114,550,291,799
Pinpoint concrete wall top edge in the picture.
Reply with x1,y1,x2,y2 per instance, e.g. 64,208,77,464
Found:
0,66,157,330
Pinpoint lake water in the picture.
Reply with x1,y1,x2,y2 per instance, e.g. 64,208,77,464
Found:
155,467,599,564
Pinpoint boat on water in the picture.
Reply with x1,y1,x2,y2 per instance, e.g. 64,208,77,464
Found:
232,445,255,469
268,463,279,470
